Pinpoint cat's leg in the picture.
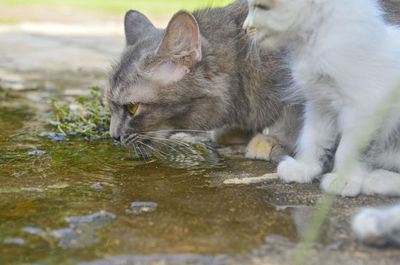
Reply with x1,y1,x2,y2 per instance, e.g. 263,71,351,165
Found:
362,169,400,195
361,143,400,195
321,111,368,196
321,109,400,196
245,133,286,162
212,127,252,158
212,127,253,146
353,204,400,246
321,164,367,197
277,103,338,183
246,105,303,162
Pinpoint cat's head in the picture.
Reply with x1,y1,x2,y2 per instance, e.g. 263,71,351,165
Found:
244,0,313,49
107,10,225,147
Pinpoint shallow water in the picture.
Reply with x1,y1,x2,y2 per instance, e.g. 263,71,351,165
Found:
0,89,297,265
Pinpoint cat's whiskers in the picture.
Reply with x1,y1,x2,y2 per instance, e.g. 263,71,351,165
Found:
232,32,256,56
142,135,192,148
148,139,194,156
123,133,139,146
132,143,143,161
132,143,141,160
231,31,249,45
143,129,210,134
247,37,261,66
135,142,150,162
137,138,169,158
145,134,207,158
132,133,199,159
145,138,181,153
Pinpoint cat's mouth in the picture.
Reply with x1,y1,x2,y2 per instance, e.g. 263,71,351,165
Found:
245,26,257,37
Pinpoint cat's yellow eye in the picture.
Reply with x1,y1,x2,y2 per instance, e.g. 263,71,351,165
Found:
127,104,139,115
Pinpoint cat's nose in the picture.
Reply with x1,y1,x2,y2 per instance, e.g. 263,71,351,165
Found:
110,131,121,141
109,127,121,141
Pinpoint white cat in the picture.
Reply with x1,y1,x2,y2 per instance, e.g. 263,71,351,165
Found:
244,0,400,246
244,0,400,196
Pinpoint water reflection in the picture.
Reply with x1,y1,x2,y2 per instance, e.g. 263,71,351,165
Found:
0,90,297,265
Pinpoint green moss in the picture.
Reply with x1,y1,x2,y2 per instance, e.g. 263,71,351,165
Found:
49,87,111,139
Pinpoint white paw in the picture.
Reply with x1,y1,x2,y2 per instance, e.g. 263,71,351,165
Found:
277,156,321,183
321,173,362,197
352,209,385,245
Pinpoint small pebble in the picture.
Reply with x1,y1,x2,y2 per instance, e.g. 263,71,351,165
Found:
23,227,46,236
49,228,74,239
91,182,103,189
65,211,116,226
46,134,69,141
28,150,46,156
48,183,70,189
3,238,26,245
23,188,43,193
126,202,158,215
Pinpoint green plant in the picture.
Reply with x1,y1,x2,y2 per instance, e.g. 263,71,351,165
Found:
50,87,111,139
0,86,8,101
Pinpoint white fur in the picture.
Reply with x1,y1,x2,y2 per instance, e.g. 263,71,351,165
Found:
353,204,400,246
246,0,400,196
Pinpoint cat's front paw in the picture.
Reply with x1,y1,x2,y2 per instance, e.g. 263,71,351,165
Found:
245,134,285,163
321,173,362,197
277,156,320,183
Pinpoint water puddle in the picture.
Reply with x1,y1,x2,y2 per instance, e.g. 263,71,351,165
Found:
1,89,299,265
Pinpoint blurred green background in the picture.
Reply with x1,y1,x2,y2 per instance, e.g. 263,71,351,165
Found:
0,0,235,15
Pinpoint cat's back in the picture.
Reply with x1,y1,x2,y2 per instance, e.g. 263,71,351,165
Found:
191,1,249,72
192,0,247,44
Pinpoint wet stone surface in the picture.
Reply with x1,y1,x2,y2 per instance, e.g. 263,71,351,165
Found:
0,89,298,265
22,212,116,249
53,211,116,249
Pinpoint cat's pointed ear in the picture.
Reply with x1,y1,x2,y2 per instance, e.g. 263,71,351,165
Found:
124,10,156,46
156,11,202,70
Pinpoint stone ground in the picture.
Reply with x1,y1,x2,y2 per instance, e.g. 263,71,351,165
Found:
1,5,400,265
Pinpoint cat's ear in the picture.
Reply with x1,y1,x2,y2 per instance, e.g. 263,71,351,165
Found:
124,10,156,46
154,11,202,84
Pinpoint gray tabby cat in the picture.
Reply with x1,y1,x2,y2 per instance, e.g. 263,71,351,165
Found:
107,0,301,162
